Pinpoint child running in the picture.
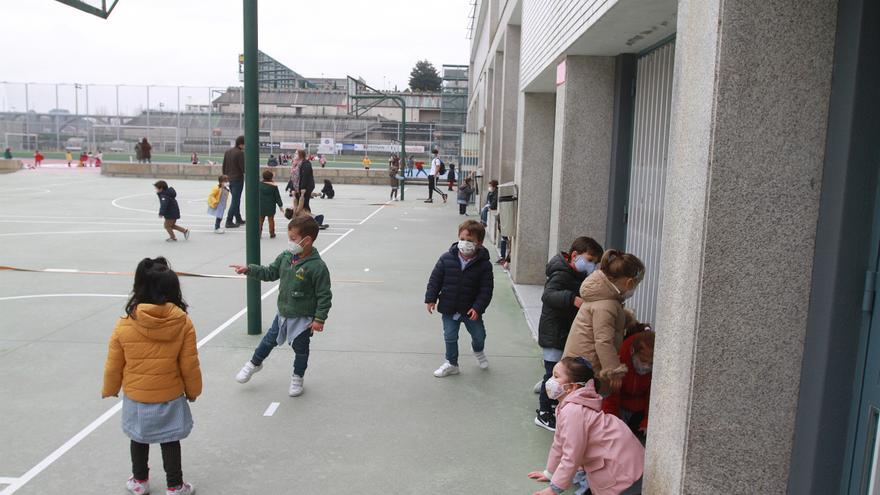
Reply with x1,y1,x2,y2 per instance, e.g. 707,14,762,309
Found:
102,257,202,495
259,169,284,238
425,220,494,377
207,175,230,234
528,357,644,495
155,180,190,242
232,215,332,396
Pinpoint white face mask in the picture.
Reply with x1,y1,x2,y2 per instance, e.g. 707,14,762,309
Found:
632,355,652,375
222,182,229,188
288,240,304,255
545,377,586,400
458,240,476,256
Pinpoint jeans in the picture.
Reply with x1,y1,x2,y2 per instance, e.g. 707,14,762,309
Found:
441,314,486,366
226,180,244,224
499,236,509,259
480,205,490,225
130,440,182,487
538,359,558,412
459,203,467,215
250,316,311,377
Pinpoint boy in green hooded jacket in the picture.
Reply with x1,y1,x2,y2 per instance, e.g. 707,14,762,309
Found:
230,215,332,396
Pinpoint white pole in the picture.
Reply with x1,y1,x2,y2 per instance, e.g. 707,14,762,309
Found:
85,85,91,150
146,86,150,141
55,84,60,151
116,85,120,141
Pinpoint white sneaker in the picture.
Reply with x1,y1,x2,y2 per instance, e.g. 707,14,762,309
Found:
533,380,544,394
289,375,304,396
433,361,460,378
474,351,489,370
214,228,225,234
166,482,194,495
126,476,150,495
235,361,262,383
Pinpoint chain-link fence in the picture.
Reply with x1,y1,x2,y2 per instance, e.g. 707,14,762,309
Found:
0,82,465,165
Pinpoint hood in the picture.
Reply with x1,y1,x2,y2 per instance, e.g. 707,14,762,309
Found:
129,303,188,341
159,187,177,199
561,380,604,411
447,242,490,263
580,269,622,303
546,252,583,279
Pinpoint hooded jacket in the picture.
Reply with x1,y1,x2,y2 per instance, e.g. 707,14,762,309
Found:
425,243,494,316
102,304,202,403
258,181,283,216
602,333,652,431
538,253,588,350
546,381,644,494
563,270,637,381
157,187,181,220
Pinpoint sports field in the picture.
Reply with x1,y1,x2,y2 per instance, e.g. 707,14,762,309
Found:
7,150,378,169
0,168,552,494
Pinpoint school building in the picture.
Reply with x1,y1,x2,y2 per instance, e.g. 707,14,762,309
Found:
467,0,879,493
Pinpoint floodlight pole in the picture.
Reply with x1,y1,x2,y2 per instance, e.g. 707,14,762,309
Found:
243,0,262,335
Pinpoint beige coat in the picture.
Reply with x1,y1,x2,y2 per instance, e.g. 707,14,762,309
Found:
563,270,636,381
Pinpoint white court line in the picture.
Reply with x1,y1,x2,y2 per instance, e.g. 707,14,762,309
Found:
262,402,280,417
0,294,127,302
0,224,362,495
358,200,391,225
0,229,346,238
0,479,19,485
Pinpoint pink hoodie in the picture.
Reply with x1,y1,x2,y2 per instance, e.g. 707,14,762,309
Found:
546,380,644,495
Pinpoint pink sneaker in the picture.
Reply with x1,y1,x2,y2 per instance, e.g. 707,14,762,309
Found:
126,476,150,494
167,482,194,495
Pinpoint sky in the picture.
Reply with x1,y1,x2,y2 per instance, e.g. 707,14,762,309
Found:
1,0,472,112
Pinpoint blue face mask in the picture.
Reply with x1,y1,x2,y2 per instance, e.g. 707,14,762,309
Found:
574,257,596,274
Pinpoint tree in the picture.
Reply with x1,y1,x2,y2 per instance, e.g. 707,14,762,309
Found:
409,60,442,92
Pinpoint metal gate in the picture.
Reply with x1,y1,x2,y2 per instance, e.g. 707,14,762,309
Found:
624,41,675,324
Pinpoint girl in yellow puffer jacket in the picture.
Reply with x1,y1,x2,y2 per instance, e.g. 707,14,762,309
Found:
103,257,201,495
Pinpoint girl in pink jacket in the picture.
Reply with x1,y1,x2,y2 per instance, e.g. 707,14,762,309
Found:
529,357,644,495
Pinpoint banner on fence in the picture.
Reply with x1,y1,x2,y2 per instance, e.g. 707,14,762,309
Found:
317,138,336,155
280,142,305,150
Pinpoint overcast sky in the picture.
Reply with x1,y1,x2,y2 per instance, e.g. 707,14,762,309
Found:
2,0,471,91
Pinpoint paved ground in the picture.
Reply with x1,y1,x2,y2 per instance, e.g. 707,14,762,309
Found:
0,168,554,494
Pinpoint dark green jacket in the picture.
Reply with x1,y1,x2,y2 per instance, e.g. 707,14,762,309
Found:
248,250,332,322
259,181,283,216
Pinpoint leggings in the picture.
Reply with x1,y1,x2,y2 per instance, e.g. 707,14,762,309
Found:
163,219,186,239
130,440,183,487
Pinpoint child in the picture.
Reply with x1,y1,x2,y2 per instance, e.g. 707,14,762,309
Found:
480,180,499,226
259,170,284,238
424,220,494,377
389,157,400,201
95,149,103,167
362,155,371,170
602,330,654,441
535,237,604,432
528,357,644,495
232,215,332,397
320,179,335,199
154,180,190,242
207,174,230,234
79,151,87,167
34,150,44,167
191,152,199,165
319,154,327,168
66,150,73,167
564,250,644,392
457,177,474,215
447,163,456,191
102,257,201,495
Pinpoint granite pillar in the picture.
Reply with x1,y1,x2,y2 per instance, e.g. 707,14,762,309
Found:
499,26,521,185
644,0,838,493
490,51,505,182
548,56,615,255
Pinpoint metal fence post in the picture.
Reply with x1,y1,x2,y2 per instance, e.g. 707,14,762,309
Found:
243,0,262,335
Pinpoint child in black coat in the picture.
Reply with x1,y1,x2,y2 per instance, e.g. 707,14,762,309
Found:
320,179,335,199
424,220,495,378
154,180,189,242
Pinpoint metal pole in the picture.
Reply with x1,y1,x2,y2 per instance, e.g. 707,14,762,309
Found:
207,88,212,158
55,84,60,151
399,98,407,201
24,83,29,150
146,86,150,140
238,85,243,133
243,0,262,335
176,86,181,156
116,85,120,141
85,85,90,150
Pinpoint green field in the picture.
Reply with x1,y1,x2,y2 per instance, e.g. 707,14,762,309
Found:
8,150,381,169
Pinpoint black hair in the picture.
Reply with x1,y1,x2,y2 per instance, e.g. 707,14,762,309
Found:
569,237,604,258
559,356,595,384
125,257,188,318
235,135,245,147
153,180,168,191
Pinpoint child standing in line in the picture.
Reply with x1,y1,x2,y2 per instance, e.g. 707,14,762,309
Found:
259,170,284,238
154,180,190,243
207,174,230,234
528,357,644,495
232,215,332,397
34,150,44,167
95,149,103,167
535,237,604,432
447,163,456,191
457,177,474,215
102,257,202,495
79,150,87,167
425,220,495,377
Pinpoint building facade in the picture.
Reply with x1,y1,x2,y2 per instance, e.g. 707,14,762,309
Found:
468,0,879,493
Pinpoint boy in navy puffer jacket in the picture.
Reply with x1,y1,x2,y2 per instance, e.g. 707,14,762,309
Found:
425,220,495,377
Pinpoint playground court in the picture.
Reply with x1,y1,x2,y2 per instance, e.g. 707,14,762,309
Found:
0,168,552,494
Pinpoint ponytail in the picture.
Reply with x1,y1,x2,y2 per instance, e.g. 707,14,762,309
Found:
600,249,645,281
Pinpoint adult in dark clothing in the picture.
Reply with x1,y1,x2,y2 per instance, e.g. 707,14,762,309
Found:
320,179,335,199
223,135,246,228
141,138,152,164
534,237,604,432
296,149,316,212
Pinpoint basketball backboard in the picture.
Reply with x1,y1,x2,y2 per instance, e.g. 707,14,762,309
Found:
54,0,120,19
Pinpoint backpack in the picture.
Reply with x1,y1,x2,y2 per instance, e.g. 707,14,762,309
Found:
437,160,446,176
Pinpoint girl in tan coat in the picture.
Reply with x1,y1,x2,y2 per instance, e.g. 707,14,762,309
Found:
563,250,645,392
103,257,201,495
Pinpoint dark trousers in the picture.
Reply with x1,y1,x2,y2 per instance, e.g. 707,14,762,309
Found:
250,316,311,377
538,359,559,412
302,189,313,211
499,236,509,260
214,217,222,229
459,203,467,215
130,440,182,488
428,175,445,199
226,180,244,224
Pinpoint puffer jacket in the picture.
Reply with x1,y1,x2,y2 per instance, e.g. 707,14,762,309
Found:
425,243,494,316
602,333,652,431
546,381,644,494
538,253,588,350
157,187,181,220
102,303,202,403
563,270,637,381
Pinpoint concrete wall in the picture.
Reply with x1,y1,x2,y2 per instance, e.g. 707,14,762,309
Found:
0,159,23,173
645,0,839,493
101,162,394,186
499,26,522,185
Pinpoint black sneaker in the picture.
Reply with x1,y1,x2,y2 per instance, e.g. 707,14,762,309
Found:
424,199,433,203
236,219,246,226
225,222,239,229
534,410,556,432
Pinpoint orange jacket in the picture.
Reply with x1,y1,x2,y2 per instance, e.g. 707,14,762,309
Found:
102,303,202,403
